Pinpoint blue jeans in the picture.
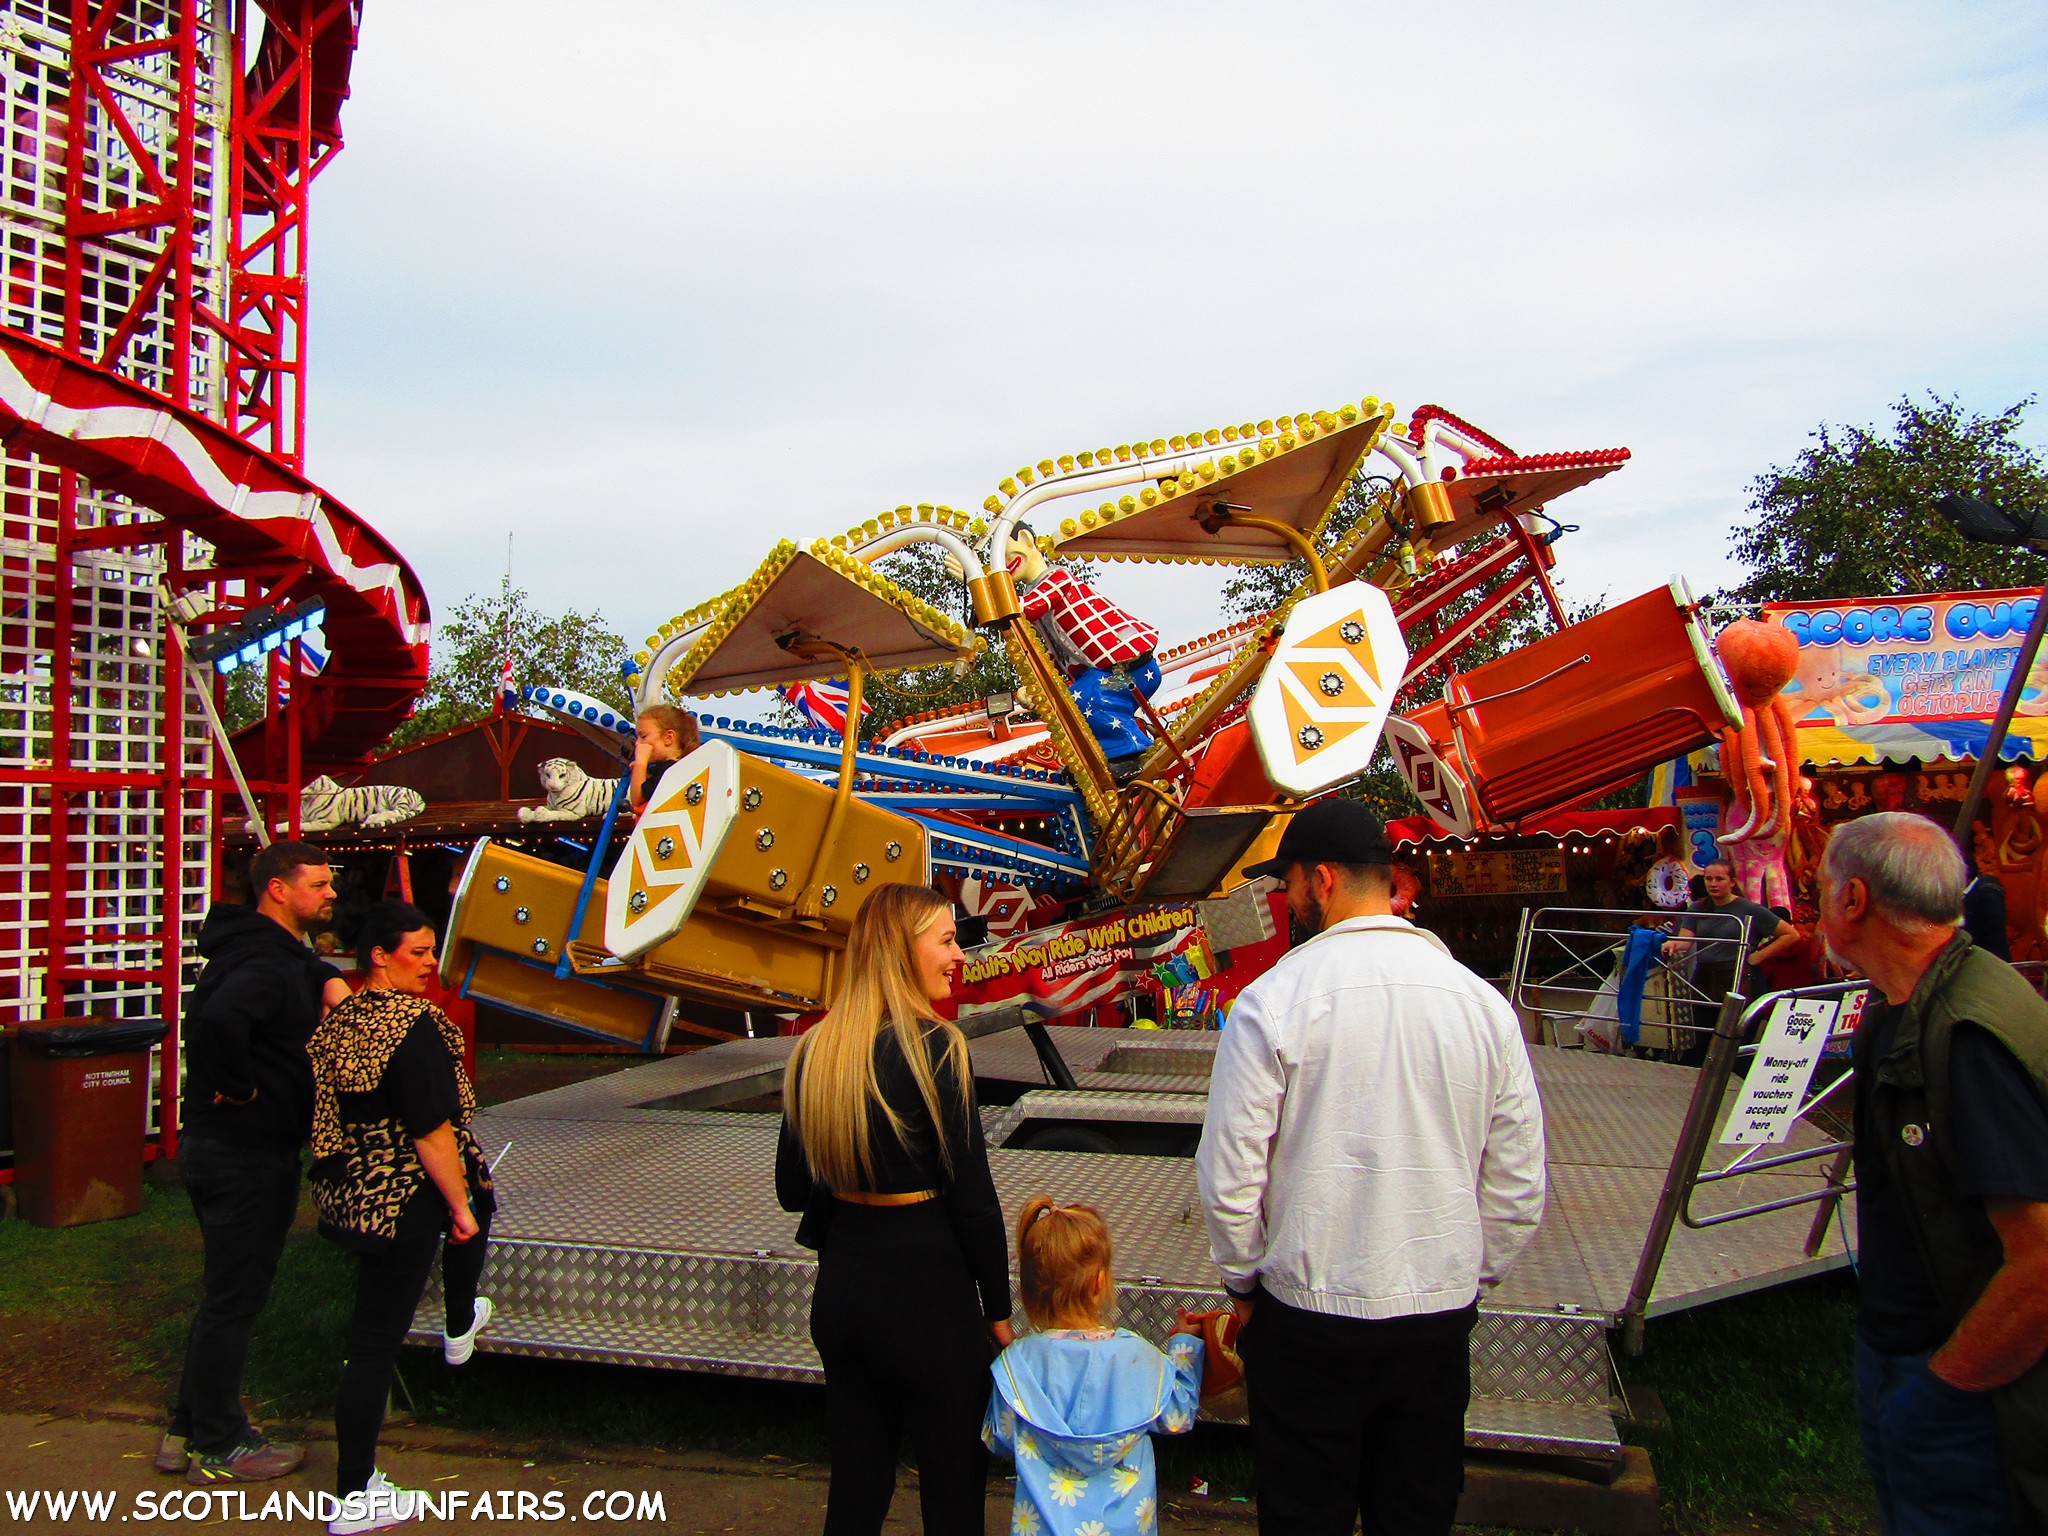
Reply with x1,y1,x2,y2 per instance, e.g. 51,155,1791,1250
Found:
1856,1336,2024,1535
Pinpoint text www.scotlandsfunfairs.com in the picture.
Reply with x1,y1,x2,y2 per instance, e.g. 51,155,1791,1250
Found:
7,1487,668,1523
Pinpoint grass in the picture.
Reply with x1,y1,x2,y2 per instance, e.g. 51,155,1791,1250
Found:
1619,1270,1876,1534
1,1181,1875,1532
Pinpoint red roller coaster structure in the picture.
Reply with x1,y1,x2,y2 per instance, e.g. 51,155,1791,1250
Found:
0,1,427,1165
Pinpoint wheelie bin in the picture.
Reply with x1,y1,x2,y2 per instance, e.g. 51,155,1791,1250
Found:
10,1017,167,1227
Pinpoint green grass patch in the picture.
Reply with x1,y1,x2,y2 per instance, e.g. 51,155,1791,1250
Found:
1620,1270,1876,1534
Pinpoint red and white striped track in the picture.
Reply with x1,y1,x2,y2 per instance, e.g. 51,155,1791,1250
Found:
0,327,430,770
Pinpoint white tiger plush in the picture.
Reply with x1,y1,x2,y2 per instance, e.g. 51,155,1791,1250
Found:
282,777,426,833
518,758,622,823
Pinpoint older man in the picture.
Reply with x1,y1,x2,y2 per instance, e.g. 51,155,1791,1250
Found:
1196,799,1546,1536
1822,812,2048,1532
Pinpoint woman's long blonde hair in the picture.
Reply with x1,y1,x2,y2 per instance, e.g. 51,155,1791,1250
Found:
783,883,972,1191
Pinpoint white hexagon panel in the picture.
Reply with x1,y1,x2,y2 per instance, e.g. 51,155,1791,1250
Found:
605,740,740,960
1382,715,1478,839
1248,581,1409,799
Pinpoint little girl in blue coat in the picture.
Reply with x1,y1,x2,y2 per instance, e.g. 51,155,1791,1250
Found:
983,1197,1204,1536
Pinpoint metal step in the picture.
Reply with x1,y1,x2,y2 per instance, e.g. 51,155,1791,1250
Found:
412,1238,1620,1460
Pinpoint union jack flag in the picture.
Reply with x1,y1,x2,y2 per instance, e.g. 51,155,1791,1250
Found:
782,677,869,734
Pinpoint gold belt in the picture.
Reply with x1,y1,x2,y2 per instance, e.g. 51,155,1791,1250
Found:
836,1189,938,1207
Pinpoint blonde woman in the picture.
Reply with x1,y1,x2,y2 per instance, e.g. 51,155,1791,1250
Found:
776,883,1013,1536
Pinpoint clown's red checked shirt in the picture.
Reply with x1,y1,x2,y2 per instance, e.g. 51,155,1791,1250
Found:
1018,567,1159,669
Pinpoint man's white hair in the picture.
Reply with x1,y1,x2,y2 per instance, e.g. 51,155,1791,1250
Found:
1820,811,1965,928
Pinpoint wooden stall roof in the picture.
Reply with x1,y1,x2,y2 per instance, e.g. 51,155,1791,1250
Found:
342,710,622,804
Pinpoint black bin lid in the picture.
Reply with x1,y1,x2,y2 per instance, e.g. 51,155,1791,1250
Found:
12,1019,168,1059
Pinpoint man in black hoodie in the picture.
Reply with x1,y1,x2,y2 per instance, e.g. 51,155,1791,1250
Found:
159,842,342,1484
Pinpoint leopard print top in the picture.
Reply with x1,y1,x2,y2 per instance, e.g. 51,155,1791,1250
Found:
307,988,491,1249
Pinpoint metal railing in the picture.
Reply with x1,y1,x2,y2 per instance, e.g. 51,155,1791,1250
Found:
1617,978,1867,1351
1510,905,1754,1050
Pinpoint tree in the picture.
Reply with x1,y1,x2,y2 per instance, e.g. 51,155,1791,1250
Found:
1220,472,1394,619
1729,395,2047,603
389,584,630,748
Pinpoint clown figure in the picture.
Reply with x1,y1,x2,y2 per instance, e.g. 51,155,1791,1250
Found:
1005,524,1163,774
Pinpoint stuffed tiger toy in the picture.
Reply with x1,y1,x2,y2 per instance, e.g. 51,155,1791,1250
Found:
518,758,622,822
285,777,426,833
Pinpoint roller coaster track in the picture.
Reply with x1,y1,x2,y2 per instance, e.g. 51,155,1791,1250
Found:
0,326,430,770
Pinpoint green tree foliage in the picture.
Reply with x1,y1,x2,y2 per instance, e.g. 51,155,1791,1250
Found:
1219,472,1394,619
1729,395,2047,603
389,584,630,748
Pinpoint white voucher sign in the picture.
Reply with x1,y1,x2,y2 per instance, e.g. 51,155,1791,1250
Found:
1719,995,1840,1145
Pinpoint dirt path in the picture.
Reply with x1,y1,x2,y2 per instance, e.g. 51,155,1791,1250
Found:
0,1411,1254,1535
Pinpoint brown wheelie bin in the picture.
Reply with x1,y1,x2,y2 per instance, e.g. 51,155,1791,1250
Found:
10,1017,167,1227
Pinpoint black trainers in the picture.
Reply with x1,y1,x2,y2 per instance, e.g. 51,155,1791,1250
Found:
186,1434,305,1484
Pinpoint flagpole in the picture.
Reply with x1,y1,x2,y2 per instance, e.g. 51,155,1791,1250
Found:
496,534,515,716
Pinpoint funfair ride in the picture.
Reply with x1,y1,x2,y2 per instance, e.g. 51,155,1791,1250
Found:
446,394,1737,1044
0,4,429,1175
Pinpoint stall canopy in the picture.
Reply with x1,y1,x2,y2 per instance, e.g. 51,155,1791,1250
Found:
1388,806,1680,849
1764,588,2045,767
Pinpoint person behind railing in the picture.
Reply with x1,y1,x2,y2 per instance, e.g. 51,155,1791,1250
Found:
1820,812,2048,1532
1660,859,1803,1066
776,884,1013,1536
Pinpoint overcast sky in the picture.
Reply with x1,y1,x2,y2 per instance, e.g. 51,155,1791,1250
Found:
304,1,2048,658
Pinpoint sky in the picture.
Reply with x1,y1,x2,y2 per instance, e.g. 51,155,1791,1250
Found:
304,1,2048,662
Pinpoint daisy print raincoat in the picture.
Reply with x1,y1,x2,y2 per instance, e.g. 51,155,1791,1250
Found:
983,1330,1204,1536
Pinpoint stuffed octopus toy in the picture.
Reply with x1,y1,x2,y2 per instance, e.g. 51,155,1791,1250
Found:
1713,619,1801,846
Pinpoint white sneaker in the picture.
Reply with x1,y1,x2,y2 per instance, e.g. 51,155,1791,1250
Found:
327,1469,422,1534
444,1296,494,1365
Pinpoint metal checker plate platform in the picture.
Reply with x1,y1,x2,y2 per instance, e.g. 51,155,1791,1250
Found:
413,1030,1853,1461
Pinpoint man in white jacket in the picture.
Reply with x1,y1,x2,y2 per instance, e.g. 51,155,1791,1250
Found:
1196,799,1546,1536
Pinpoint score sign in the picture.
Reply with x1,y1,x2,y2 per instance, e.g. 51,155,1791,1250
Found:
1719,995,1839,1145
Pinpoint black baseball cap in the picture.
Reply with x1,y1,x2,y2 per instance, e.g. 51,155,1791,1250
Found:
1243,798,1393,881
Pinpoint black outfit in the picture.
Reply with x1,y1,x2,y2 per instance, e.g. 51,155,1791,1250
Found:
776,1023,1009,1536
168,905,338,1456
1678,895,1784,1066
1239,1293,1477,1536
325,1012,495,1497
1964,876,2013,962
1849,939,2048,1529
1853,1006,2048,1355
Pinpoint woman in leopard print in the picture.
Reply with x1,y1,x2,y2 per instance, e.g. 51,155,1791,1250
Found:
307,901,496,1529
